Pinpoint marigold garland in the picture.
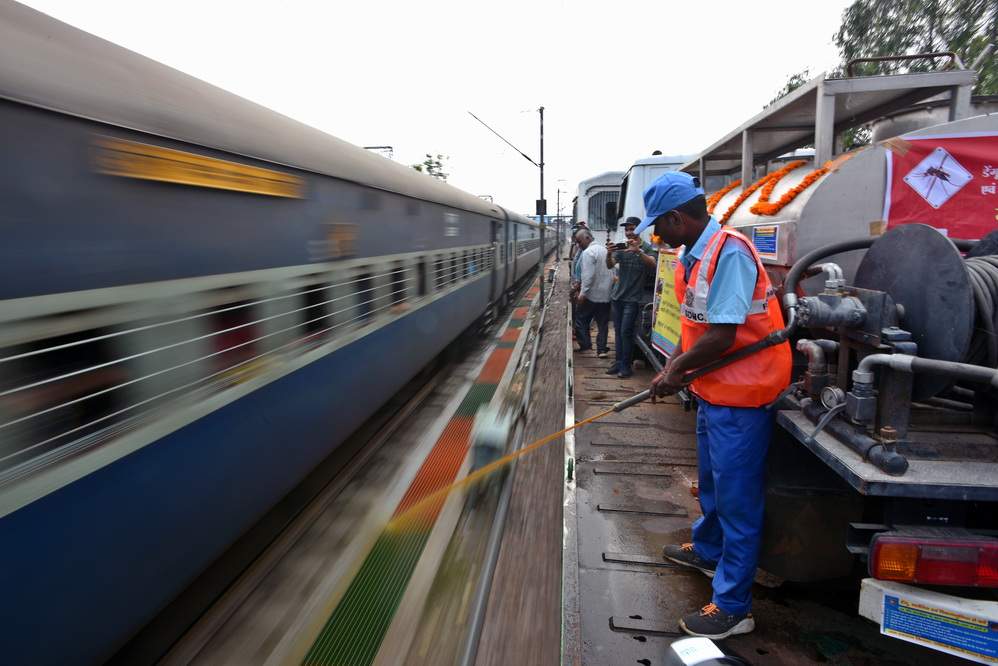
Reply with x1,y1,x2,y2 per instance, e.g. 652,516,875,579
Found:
719,175,771,225
749,153,854,216
748,160,807,215
718,159,817,223
706,179,741,214
750,166,827,215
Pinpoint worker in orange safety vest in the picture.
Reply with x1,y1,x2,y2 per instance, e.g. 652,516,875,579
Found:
634,171,791,640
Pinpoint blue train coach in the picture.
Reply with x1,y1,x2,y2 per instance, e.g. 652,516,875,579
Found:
0,4,553,664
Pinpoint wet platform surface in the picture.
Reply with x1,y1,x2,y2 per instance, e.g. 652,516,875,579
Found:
562,298,961,665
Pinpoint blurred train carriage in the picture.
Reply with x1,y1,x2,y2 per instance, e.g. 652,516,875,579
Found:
0,4,553,664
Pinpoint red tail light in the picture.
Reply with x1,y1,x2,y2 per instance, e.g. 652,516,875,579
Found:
870,533,998,588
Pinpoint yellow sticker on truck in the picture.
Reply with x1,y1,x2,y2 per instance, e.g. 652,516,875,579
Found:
93,136,304,198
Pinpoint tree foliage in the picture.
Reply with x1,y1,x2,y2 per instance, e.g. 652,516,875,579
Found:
768,1,998,148
412,153,449,181
768,68,812,106
834,0,998,93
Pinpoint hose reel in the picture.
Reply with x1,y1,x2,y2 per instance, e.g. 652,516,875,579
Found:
852,224,976,400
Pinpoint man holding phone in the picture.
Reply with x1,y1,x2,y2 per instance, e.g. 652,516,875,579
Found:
605,217,656,378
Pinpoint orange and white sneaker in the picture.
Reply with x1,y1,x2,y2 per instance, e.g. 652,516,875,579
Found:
679,603,755,639
662,542,717,578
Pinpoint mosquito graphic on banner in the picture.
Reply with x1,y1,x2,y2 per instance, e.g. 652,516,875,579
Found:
884,133,998,239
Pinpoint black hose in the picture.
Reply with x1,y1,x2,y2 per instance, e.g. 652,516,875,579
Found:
966,255,998,368
783,237,877,297
801,399,909,475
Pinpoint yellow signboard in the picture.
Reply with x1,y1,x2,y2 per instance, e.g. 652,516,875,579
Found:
651,250,682,356
93,136,304,198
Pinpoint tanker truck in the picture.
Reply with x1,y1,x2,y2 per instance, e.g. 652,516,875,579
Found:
678,58,997,662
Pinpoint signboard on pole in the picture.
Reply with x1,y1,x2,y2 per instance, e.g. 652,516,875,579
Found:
651,250,681,357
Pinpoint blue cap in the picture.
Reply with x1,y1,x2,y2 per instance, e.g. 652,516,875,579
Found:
634,171,704,235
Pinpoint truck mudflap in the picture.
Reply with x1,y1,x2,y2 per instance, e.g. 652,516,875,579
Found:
858,578,998,663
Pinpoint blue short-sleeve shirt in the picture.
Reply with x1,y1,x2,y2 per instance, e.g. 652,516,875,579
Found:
678,218,758,324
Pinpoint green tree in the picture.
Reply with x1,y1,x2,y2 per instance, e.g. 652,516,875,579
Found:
834,0,998,92
412,153,449,181
768,68,812,106
770,1,998,148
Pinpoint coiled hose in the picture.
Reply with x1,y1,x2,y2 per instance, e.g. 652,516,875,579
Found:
965,255,998,368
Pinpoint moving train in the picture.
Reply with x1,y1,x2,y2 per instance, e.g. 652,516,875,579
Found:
0,4,552,664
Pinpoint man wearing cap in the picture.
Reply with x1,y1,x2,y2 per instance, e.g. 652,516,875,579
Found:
636,172,791,639
604,217,657,378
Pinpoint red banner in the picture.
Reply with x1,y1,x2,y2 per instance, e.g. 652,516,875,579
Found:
884,133,998,240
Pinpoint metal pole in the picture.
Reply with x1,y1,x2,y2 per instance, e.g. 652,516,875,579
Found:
556,188,562,261
538,106,546,306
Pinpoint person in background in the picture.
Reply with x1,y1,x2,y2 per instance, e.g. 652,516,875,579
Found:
574,229,612,355
638,171,791,640
570,232,584,333
605,217,657,378
570,221,589,262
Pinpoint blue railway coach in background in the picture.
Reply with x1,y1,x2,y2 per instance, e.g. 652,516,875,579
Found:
0,4,553,664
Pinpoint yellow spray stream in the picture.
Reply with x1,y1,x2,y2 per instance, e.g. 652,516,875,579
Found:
386,406,615,532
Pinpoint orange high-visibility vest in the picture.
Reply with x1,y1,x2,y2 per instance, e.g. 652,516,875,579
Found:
674,227,791,407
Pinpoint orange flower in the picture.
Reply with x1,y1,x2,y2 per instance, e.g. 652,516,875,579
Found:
719,175,771,224
706,179,741,214
748,160,807,215
749,154,854,216
718,159,810,223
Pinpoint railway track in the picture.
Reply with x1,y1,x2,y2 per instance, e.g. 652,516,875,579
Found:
135,268,553,665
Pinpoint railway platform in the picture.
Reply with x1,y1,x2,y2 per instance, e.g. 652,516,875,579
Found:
557,263,964,665
147,253,966,666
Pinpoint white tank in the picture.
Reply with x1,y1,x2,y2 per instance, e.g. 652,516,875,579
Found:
712,113,998,291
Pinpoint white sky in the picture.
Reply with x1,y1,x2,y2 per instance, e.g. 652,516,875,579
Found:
22,0,852,216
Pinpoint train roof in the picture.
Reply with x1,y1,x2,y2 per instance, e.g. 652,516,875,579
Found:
0,2,521,222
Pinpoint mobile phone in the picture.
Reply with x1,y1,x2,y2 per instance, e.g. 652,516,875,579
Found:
614,242,627,250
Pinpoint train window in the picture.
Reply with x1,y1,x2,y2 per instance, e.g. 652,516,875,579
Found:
418,257,428,296
462,251,470,279
389,261,407,308
0,324,126,472
209,297,259,375
301,282,329,338
449,253,458,285
434,257,445,290
355,269,374,322
498,242,504,264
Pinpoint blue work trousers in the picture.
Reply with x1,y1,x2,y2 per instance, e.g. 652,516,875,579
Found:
691,399,772,615
611,300,639,371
